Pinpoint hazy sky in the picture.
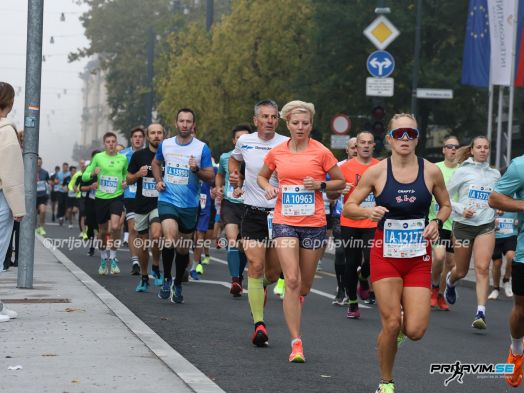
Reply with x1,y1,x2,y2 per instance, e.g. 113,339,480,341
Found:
1,0,90,170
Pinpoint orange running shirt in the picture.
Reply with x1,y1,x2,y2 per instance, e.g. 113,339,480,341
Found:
339,157,380,228
264,138,338,227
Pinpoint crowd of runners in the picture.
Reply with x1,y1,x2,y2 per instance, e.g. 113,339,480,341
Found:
22,99,524,392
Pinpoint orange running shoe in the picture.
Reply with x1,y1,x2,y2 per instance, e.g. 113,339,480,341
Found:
437,294,449,311
430,287,438,308
289,338,305,363
251,323,268,347
506,347,523,388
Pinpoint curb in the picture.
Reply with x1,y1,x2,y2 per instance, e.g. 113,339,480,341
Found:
37,236,225,393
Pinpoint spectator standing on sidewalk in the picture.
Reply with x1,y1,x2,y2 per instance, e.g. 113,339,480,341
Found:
0,81,25,321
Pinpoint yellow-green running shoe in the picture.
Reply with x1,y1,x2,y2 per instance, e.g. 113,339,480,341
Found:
201,256,210,265
274,278,285,297
195,264,204,275
375,382,394,393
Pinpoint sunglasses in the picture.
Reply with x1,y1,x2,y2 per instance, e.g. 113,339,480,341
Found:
388,127,419,140
444,144,459,150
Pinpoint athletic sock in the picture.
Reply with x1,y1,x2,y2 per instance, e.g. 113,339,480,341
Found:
161,247,175,279
101,249,109,259
239,251,248,278
141,274,149,282
227,247,240,278
446,274,455,288
191,261,199,271
263,277,272,287
511,336,524,355
248,277,265,324
477,305,486,315
503,277,510,283
174,253,190,285
123,232,129,243
109,249,116,259
131,256,139,265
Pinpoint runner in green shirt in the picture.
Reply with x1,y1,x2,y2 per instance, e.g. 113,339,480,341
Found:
82,132,128,276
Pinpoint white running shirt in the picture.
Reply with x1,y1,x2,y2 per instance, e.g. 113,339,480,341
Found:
231,132,289,209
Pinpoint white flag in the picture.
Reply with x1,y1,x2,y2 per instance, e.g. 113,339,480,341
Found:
488,0,516,86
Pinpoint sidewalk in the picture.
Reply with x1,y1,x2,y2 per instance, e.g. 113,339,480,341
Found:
0,239,223,393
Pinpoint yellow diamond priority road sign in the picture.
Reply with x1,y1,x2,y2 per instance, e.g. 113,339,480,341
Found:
363,15,400,50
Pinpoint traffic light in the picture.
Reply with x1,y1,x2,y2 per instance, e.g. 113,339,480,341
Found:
371,105,385,136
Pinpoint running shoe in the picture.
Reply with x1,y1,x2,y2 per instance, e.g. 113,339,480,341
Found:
135,278,149,293
230,277,242,297
375,382,395,393
87,247,95,257
195,264,204,275
201,256,210,265
364,292,376,305
152,270,163,286
430,286,438,308
346,303,360,319
81,231,88,240
131,263,140,276
332,287,345,306
98,258,109,275
251,323,268,347
437,294,449,311
171,284,184,303
110,258,120,274
444,271,457,305
289,338,305,363
158,278,172,300
488,288,499,300
68,224,74,229
504,281,514,297
58,217,64,226
396,330,407,348
505,346,523,388
190,270,199,280
40,227,46,236
357,284,370,301
472,311,487,330
273,278,285,297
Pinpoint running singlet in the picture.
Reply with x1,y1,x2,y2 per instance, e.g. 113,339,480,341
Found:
218,150,244,204
264,138,338,227
375,157,432,258
339,157,380,228
121,146,139,199
36,168,50,197
231,132,289,209
128,148,160,214
81,152,128,199
155,136,212,208
54,171,70,192
428,161,457,231
494,155,524,263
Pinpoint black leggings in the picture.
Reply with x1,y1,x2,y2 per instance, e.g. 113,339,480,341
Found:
341,226,375,301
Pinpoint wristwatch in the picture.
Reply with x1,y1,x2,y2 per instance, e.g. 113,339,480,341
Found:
431,218,443,230
320,181,327,192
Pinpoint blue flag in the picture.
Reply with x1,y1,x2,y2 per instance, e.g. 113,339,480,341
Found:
461,0,491,87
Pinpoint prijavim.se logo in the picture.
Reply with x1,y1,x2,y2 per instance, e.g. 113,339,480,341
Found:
430,361,514,386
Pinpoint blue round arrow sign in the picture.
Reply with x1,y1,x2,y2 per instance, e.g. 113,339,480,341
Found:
366,50,395,78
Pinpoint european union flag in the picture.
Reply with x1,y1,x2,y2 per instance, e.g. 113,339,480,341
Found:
461,0,491,88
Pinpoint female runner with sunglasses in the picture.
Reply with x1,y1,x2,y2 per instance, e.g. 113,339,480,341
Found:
343,113,451,393
444,136,500,329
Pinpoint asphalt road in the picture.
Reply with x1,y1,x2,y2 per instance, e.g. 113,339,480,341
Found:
44,222,517,393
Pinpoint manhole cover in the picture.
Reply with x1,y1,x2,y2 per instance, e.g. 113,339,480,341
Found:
1,298,71,304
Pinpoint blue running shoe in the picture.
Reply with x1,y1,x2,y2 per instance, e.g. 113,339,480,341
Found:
444,271,457,305
153,271,163,286
190,270,199,280
136,278,149,293
171,284,184,303
472,311,487,329
158,278,172,300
